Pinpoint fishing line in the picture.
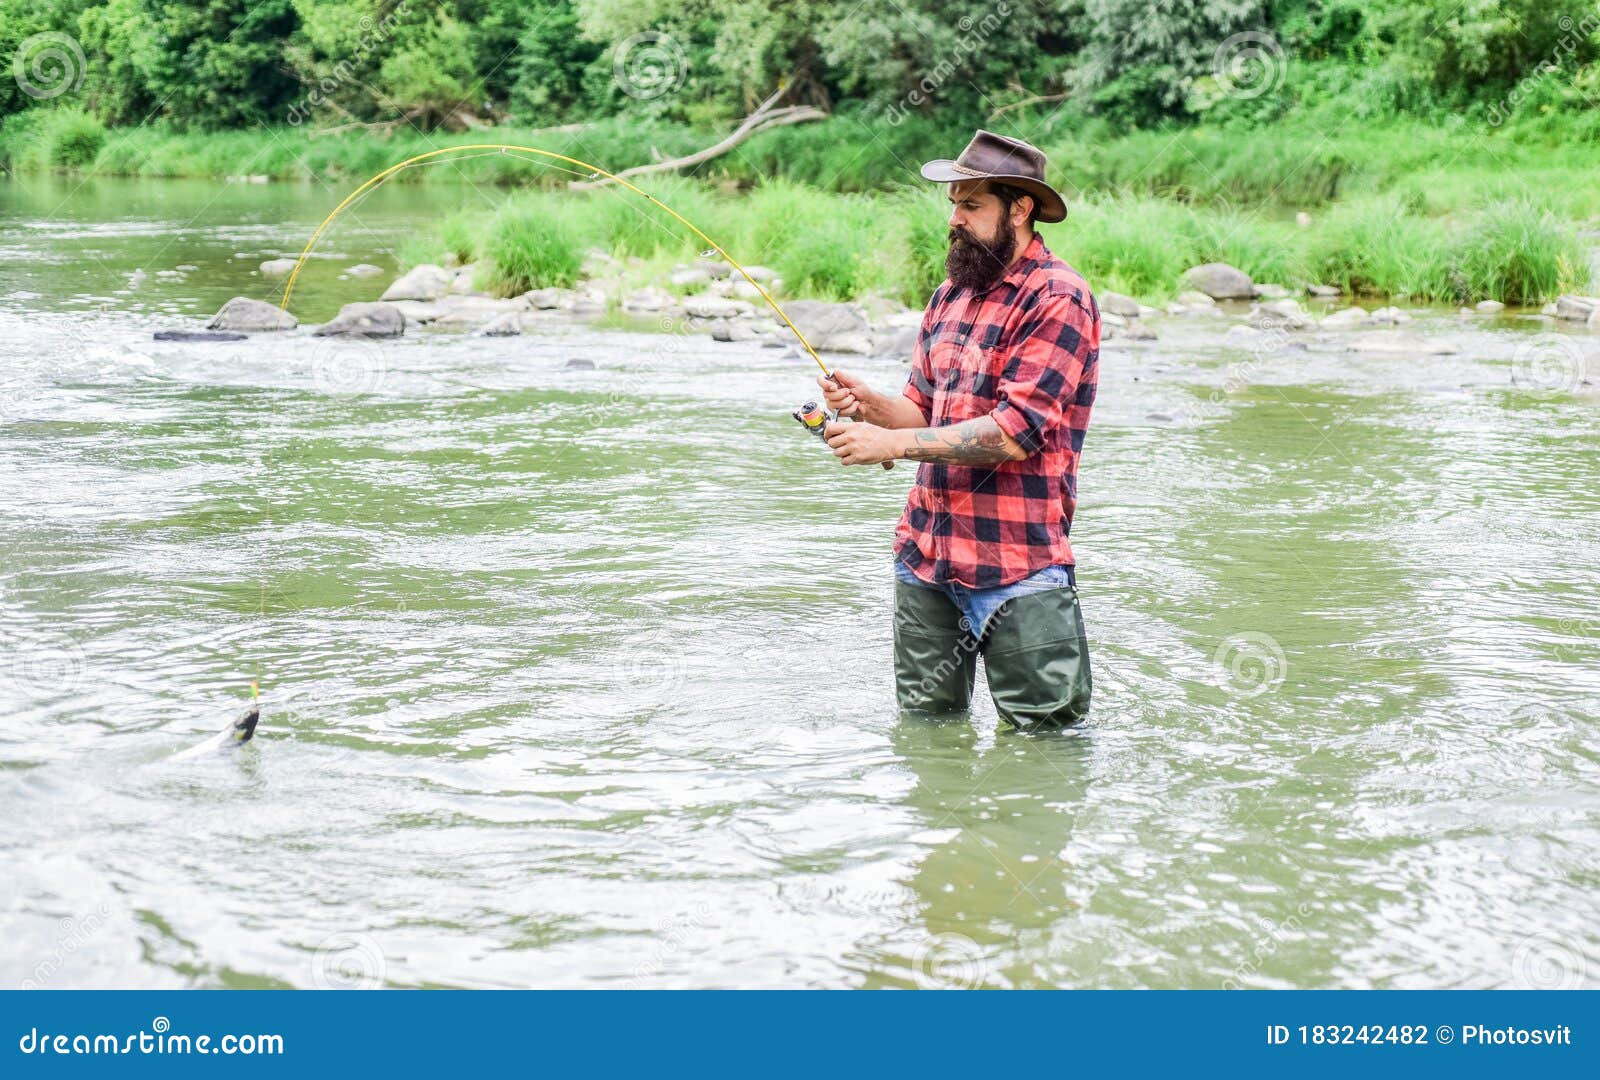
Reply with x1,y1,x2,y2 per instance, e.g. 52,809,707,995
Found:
276,143,829,375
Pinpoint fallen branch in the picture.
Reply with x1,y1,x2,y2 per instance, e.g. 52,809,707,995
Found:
570,83,826,189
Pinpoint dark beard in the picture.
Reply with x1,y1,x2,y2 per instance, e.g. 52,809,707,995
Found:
946,223,1016,292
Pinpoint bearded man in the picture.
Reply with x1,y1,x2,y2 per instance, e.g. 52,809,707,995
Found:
818,130,1100,729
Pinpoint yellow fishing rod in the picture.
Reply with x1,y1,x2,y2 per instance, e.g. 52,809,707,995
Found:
276,143,829,375
277,143,888,467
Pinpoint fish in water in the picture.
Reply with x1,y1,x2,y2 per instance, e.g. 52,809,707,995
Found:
171,696,260,760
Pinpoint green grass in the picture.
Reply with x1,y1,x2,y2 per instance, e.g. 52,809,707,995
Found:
5,108,1592,306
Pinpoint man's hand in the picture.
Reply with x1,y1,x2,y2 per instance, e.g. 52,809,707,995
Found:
817,370,877,421
824,420,903,466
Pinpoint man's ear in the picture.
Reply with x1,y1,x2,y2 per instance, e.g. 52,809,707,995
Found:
1012,194,1034,228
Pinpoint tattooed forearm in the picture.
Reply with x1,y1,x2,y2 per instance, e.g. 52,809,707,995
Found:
902,417,1025,464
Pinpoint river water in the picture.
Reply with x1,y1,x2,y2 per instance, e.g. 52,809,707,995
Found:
2,175,1597,989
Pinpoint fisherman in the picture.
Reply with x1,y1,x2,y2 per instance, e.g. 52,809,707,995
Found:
818,130,1099,729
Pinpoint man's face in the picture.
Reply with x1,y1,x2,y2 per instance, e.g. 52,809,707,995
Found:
945,180,1024,291
947,180,1007,246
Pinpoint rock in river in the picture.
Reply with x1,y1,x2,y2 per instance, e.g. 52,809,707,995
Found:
154,329,248,342
313,302,406,338
207,296,298,332
380,264,453,302
783,299,872,354
1180,262,1254,300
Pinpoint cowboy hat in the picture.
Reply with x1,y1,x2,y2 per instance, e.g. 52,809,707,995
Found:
919,129,1067,223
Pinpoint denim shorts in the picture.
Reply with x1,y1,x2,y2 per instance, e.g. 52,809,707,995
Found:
893,560,1077,640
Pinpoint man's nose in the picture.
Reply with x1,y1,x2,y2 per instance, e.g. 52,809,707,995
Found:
948,207,963,228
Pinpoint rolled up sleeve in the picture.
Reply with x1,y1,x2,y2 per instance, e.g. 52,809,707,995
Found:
991,289,1096,456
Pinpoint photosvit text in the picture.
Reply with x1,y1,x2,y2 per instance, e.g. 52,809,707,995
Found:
1265,1024,1573,1047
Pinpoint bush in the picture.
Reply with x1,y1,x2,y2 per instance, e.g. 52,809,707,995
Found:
46,110,106,169
1454,200,1588,303
479,202,583,294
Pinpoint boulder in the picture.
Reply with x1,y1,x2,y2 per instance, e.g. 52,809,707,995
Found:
1369,306,1412,325
259,258,297,277
1252,299,1310,329
1554,295,1598,321
1102,311,1126,328
732,277,782,300
871,324,919,360
694,257,732,279
1475,300,1505,313
207,296,298,332
478,312,522,337
711,321,761,342
622,287,674,313
1306,284,1342,297
346,263,384,278
1180,262,1254,300
313,302,405,338
670,266,712,288
380,264,453,302
783,299,872,354
1176,290,1216,307
682,294,754,319
154,329,247,342
523,287,575,310
741,265,778,283
1123,322,1159,341
1100,291,1142,318
386,300,445,324
449,265,480,295
1251,283,1291,299
1321,306,1370,327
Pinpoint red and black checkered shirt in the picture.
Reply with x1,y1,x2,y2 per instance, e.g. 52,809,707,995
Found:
896,232,1099,588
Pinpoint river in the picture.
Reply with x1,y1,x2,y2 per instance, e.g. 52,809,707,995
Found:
1,174,1597,989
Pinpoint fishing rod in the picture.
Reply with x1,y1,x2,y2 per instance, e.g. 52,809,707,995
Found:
274,143,889,468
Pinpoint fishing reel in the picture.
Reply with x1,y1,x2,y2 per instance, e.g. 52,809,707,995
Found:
792,391,894,470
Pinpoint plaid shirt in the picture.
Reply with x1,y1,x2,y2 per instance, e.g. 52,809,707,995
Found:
896,233,1099,589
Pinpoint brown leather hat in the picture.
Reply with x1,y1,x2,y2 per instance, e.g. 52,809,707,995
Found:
920,129,1067,223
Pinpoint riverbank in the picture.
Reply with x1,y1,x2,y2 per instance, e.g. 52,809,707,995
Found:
4,114,1597,308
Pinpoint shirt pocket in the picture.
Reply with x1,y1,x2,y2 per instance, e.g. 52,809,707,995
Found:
927,329,997,424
